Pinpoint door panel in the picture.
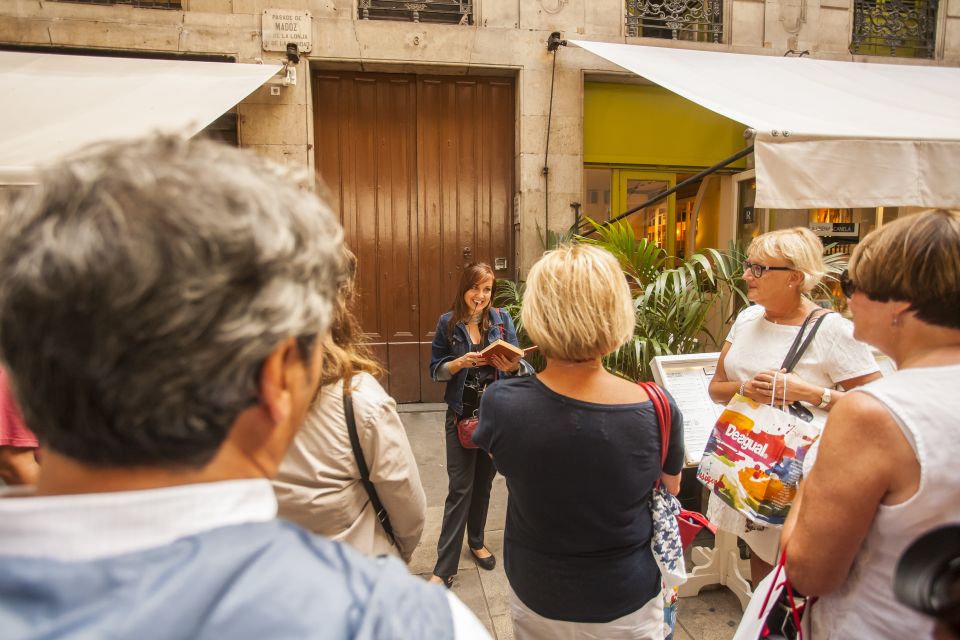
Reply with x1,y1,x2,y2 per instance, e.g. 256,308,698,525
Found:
416,77,515,403
314,73,421,402
314,71,514,403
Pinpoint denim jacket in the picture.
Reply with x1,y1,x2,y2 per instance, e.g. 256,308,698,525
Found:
429,307,533,415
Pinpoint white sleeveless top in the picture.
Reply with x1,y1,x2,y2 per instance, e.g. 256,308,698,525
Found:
811,363,960,639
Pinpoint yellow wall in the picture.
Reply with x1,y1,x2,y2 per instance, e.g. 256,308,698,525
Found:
584,82,748,169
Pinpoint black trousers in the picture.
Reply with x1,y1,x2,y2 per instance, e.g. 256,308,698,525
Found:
433,409,497,577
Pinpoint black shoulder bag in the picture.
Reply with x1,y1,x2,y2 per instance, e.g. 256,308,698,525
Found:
779,309,833,423
344,391,398,548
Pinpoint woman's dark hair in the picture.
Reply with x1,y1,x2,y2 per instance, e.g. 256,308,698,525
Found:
447,263,495,343
849,209,960,330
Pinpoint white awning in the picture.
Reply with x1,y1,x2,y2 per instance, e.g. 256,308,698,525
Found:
0,51,281,183
571,41,960,209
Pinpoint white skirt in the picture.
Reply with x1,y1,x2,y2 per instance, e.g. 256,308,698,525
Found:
706,493,781,565
510,585,664,640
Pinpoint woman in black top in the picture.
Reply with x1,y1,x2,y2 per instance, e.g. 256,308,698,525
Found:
427,263,528,588
473,245,683,639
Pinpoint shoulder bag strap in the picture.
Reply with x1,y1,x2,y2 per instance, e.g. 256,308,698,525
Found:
780,310,834,373
638,381,672,482
344,390,398,548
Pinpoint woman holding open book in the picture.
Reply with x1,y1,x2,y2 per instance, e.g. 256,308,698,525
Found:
428,263,532,589
473,245,684,639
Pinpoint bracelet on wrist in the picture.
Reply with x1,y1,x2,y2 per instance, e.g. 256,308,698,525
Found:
738,381,746,397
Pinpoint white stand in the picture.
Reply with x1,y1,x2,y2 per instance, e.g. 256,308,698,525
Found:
678,530,754,611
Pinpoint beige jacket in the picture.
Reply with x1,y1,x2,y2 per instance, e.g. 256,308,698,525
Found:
273,373,426,562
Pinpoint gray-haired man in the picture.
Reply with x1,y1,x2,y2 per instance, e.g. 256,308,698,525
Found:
0,137,488,639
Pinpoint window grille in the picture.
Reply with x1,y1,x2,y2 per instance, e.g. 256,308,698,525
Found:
625,0,723,43
358,1,473,25
850,0,937,58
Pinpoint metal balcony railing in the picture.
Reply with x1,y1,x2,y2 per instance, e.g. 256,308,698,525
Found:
48,0,182,7
358,0,473,25
626,0,723,43
850,0,937,58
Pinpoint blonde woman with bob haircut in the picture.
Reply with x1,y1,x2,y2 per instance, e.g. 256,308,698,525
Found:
472,244,685,640
273,250,427,562
782,210,960,640
707,226,881,583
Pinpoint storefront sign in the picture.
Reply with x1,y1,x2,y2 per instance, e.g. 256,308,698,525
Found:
810,222,859,238
262,10,312,53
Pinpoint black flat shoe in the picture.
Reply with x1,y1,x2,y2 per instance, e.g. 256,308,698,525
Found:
431,575,454,589
470,547,496,571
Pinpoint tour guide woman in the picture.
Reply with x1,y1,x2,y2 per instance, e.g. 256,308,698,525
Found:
428,263,531,588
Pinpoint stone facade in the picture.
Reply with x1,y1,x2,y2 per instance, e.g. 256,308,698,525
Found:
2,0,959,271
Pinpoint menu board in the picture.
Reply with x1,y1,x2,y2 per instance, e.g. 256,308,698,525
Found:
651,353,723,466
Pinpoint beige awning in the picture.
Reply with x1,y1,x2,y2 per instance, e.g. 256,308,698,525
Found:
0,51,281,183
572,41,960,209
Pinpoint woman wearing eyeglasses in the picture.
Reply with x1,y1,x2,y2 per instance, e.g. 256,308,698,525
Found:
707,227,881,583
781,210,960,640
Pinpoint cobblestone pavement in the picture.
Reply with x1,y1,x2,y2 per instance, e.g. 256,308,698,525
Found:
398,405,744,640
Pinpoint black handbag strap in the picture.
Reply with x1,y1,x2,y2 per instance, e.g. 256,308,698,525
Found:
779,309,833,373
343,390,398,548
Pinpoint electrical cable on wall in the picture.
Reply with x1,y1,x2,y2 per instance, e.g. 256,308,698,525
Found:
543,32,566,248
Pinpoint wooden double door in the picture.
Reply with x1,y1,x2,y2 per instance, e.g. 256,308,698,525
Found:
313,71,516,403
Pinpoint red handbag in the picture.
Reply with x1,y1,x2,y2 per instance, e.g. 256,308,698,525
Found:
638,381,717,550
456,415,480,449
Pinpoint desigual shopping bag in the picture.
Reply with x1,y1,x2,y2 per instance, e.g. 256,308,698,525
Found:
697,376,821,526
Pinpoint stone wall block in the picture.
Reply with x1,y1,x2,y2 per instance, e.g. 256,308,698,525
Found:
179,25,258,56
519,151,581,197
313,18,364,58
478,0,520,29
232,0,256,14
238,102,307,145
817,6,851,53
247,143,310,167
584,0,625,37
24,2,182,25
731,0,765,47
184,0,233,13
519,0,585,34
47,20,182,50
519,114,582,159
944,18,960,62
520,64,582,118
182,11,257,27
0,18,51,45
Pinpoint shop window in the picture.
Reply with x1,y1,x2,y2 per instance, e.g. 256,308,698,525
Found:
358,0,473,24
850,0,938,58
625,0,724,43
583,167,613,222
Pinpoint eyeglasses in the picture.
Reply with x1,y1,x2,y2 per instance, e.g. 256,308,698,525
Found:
839,269,857,298
743,261,794,279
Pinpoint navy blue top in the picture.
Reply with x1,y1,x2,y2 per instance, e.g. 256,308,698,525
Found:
473,376,684,623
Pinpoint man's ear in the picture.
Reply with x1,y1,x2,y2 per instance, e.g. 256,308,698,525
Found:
259,338,296,426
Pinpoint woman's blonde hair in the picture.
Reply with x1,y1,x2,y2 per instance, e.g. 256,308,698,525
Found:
521,244,635,361
319,249,382,390
849,209,960,330
748,227,826,293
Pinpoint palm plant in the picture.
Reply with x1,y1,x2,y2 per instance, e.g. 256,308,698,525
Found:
496,219,851,381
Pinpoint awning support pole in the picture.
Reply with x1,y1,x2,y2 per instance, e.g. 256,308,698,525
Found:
579,144,755,236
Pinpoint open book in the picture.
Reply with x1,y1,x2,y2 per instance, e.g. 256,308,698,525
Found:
478,340,537,362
